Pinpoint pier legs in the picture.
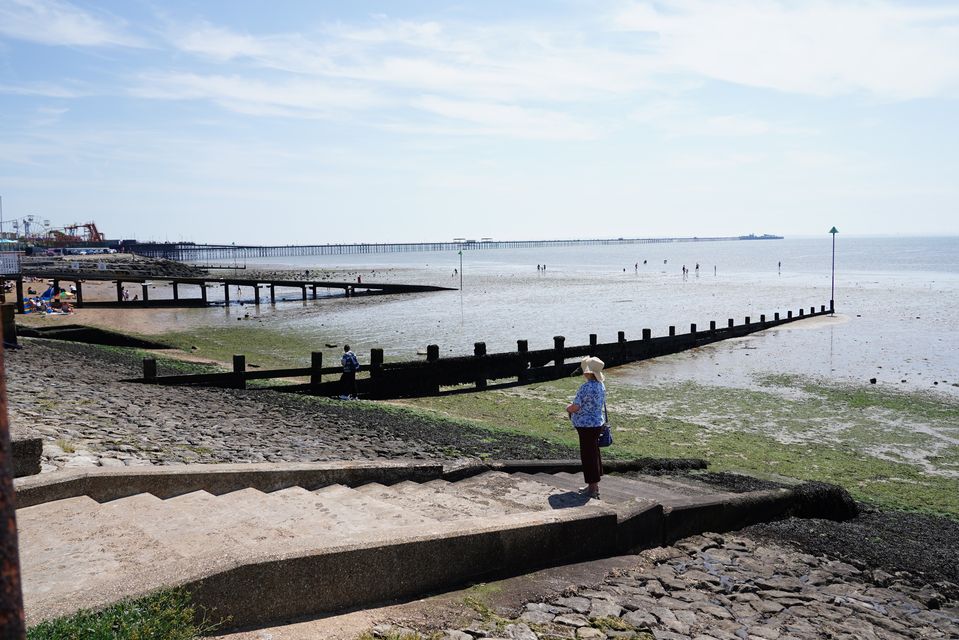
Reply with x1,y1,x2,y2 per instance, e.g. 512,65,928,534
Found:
312,284,317,300
270,284,276,305
254,286,260,306
15,277,24,313
301,285,307,301
200,283,207,304
172,283,179,301
223,283,230,304
75,281,83,307
141,284,149,303
116,281,123,303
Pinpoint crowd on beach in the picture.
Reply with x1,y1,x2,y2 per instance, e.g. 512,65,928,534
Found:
4,277,76,315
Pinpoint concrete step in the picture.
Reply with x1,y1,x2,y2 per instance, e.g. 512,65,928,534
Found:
385,480,506,519
443,471,570,513
354,482,468,522
18,496,184,618
555,472,735,507
523,472,647,505
307,484,437,529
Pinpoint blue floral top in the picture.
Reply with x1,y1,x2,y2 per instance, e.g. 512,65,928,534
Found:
571,379,605,428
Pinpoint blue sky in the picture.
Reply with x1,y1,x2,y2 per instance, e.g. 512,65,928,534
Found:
0,0,957,244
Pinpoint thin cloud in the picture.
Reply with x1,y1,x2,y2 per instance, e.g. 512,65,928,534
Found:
613,0,959,100
0,0,142,47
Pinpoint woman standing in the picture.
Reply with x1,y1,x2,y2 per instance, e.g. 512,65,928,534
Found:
566,356,606,499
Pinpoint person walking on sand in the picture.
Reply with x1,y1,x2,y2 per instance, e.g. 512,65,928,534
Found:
340,345,360,399
566,356,607,499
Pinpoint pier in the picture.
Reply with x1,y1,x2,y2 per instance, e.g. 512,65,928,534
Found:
126,234,783,261
135,302,833,400
2,272,453,314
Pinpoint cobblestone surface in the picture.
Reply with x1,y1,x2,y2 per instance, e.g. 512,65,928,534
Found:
8,339,575,470
372,533,959,640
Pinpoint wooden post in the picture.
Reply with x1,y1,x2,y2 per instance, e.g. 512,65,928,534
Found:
312,284,317,300
270,284,276,305
760,314,766,327
589,333,597,348
172,282,179,301
709,320,716,335
642,328,651,341
301,285,307,301
0,315,26,638
517,340,529,381
799,308,804,317
617,331,625,343
669,325,675,337
52,279,59,295
116,280,123,302
775,312,780,321
690,323,697,337
233,355,246,389
745,316,751,325
474,342,487,390
15,277,24,314
143,358,157,381
788,310,793,319
517,340,528,353
370,348,384,378
254,285,260,306
311,351,323,388
74,281,83,307
141,283,149,302
425,345,438,361
821,305,826,313
810,306,815,315
553,336,565,369
223,283,230,304
728,318,734,328
200,283,207,304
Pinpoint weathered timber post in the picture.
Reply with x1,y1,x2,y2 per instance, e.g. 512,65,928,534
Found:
254,285,261,306
200,283,207,304
14,278,23,314
141,283,149,303
143,358,157,381
426,345,440,393
745,316,751,326
728,318,734,328
760,314,766,327
788,310,793,319
116,280,123,303
642,328,651,341
690,324,697,339
617,331,626,343
52,279,58,295
709,321,716,336
553,336,565,373
810,306,815,315
474,342,487,389
0,316,27,638
310,352,322,389
74,281,83,307
369,348,384,397
270,284,276,305
172,282,179,301
775,312,780,321
589,334,597,348
426,345,439,361
223,283,230,304
301,285,307,301
799,308,804,317
233,355,246,389
1,306,16,347
669,326,675,337
311,284,317,300
821,305,826,313
517,340,528,381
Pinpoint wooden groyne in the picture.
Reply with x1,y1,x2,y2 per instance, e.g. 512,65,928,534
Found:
2,272,454,313
127,234,783,261
135,302,833,400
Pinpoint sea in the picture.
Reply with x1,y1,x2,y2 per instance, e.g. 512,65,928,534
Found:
170,235,959,397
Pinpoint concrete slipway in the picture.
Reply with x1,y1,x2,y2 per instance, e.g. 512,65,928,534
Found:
13,459,846,630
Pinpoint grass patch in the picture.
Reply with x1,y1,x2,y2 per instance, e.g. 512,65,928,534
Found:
400,377,959,517
158,325,324,371
26,589,221,640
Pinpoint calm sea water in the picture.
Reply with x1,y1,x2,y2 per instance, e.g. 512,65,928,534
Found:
177,236,959,395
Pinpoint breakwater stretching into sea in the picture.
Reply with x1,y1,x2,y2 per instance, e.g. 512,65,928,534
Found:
127,234,782,261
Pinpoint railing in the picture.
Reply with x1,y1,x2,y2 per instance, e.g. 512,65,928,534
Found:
135,304,832,400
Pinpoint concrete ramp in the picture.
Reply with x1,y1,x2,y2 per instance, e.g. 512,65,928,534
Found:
14,460,830,630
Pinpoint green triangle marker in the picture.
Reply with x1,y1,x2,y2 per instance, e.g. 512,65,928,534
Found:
829,227,838,234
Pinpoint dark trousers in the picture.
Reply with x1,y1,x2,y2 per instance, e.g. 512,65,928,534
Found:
577,427,603,484
340,371,357,397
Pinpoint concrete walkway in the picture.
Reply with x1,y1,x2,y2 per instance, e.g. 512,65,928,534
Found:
15,461,814,630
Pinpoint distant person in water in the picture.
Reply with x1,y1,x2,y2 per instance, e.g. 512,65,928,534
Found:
566,356,607,500
340,345,360,400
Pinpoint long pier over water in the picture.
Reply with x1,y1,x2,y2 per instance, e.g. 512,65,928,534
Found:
129,234,782,261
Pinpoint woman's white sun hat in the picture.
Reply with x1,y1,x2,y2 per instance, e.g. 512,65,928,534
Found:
580,356,605,382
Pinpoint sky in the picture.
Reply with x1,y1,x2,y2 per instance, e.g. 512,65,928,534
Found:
0,0,957,244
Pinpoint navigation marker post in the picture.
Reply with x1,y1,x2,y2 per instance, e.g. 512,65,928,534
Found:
829,227,838,314
458,249,463,291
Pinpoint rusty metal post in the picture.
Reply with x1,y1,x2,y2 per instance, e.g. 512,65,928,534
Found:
0,320,26,638
311,351,322,389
